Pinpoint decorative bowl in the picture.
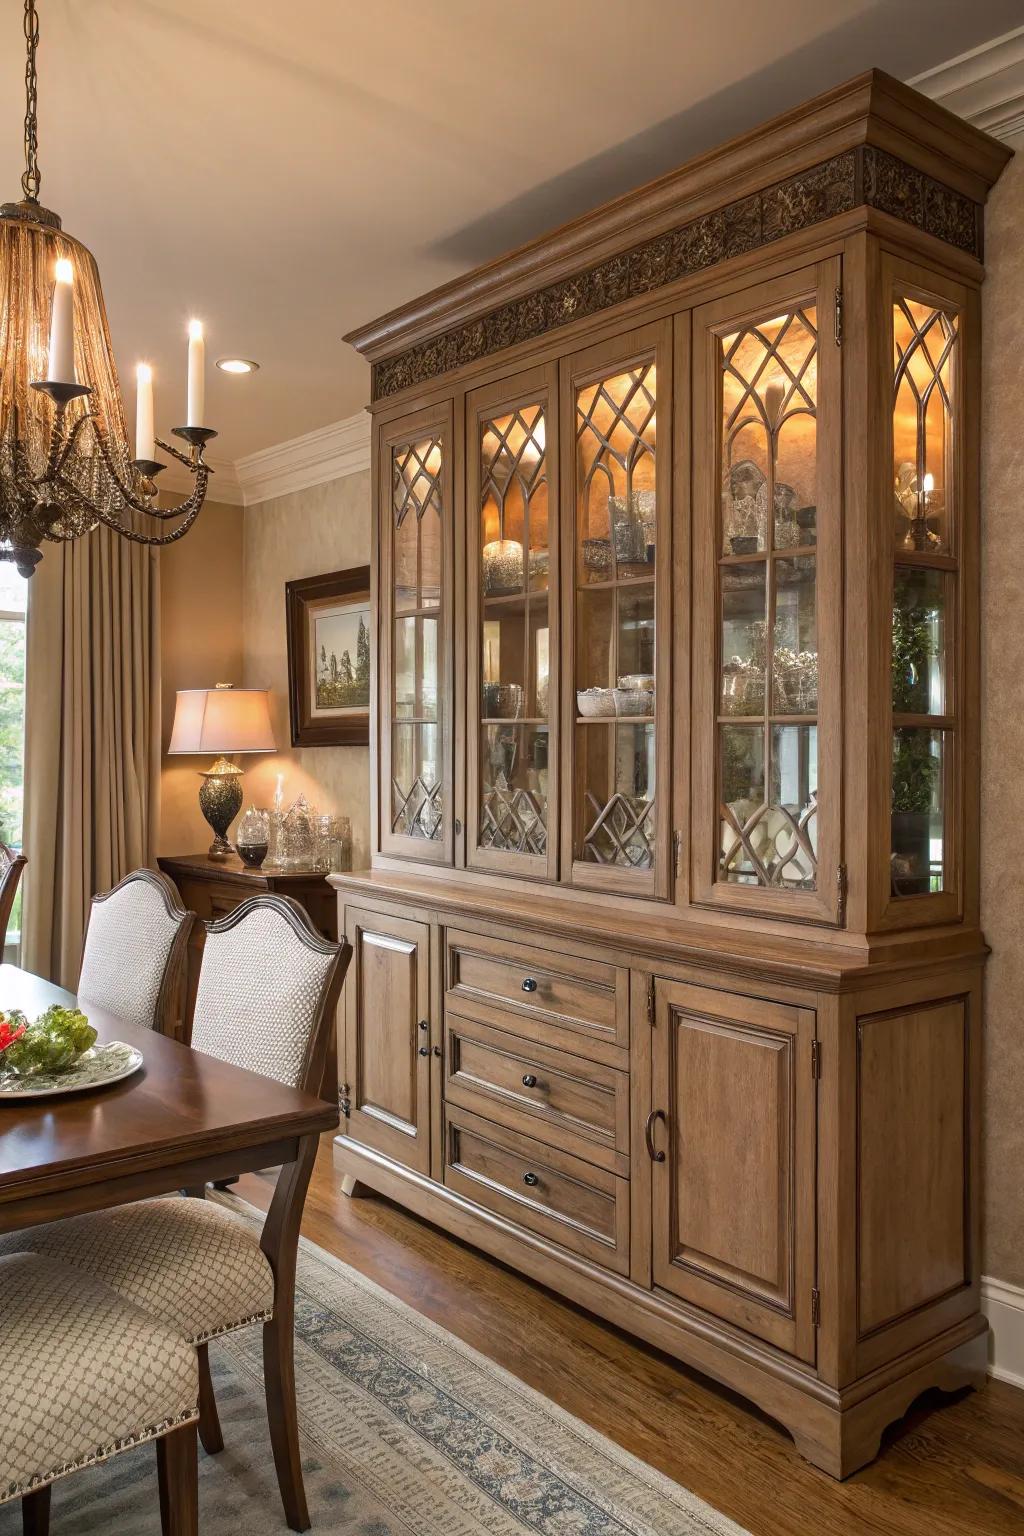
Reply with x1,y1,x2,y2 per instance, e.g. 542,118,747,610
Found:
617,674,655,692
576,688,616,718
613,688,653,716
581,538,612,574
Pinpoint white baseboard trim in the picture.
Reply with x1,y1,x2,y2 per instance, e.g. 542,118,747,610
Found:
981,1275,1024,1389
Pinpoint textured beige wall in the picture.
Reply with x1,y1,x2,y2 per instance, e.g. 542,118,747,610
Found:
242,471,372,870
981,144,1024,1288
158,497,244,855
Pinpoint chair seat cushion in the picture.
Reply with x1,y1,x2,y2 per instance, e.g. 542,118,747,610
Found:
0,1197,275,1346
0,1252,198,1503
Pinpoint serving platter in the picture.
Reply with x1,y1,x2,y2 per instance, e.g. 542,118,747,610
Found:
0,1041,143,1099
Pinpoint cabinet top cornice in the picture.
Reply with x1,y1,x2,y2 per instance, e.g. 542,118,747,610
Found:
346,70,1010,399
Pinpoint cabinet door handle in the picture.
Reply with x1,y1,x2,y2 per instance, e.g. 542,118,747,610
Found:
521,1073,538,1089
418,1019,429,1031
522,977,538,993
522,1171,539,1187
645,1108,667,1163
432,1044,442,1057
418,1045,430,1057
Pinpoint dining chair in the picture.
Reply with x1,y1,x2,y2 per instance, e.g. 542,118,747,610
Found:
0,841,27,954
0,1250,199,1536
1,894,350,1534
77,868,193,1038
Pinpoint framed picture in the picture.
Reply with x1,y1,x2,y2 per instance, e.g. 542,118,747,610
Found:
285,566,371,746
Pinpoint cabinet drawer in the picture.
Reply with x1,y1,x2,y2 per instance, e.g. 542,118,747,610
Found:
445,1013,628,1174
445,928,629,1063
444,1104,629,1274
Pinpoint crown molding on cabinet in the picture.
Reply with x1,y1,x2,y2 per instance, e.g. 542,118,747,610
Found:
911,26,1024,144
234,412,371,507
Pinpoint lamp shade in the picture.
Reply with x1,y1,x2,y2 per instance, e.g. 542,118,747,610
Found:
169,687,275,755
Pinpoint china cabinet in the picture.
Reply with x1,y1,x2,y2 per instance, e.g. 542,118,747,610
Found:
333,71,1010,1478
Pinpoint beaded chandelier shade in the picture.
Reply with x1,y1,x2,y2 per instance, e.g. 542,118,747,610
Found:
0,0,215,576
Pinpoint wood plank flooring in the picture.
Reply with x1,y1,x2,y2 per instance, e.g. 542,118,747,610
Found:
237,1138,1024,1536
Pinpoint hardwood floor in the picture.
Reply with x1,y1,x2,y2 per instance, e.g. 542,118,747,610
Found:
237,1137,1024,1536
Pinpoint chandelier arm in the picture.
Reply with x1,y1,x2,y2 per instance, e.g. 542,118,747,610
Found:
51,470,209,546
49,409,96,479
87,425,206,520
154,435,204,472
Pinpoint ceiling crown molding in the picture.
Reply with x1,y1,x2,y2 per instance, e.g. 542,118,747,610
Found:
234,411,371,507
910,26,1024,143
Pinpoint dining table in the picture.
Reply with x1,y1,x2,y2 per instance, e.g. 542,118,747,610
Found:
0,963,340,1238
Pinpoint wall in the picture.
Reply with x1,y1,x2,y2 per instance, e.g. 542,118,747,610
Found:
241,471,372,870
159,496,245,854
980,139,1024,1290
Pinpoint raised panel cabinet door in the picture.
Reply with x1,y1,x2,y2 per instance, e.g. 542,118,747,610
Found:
378,402,455,864
690,259,842,924
341,906,432,1174
650,980,817,1361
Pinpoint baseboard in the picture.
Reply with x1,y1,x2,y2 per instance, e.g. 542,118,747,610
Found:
981,1276,1024,1388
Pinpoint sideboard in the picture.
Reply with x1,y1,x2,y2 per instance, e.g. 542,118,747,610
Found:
331,70,1011,1477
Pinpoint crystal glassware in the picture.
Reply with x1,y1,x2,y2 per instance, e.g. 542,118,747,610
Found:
236,806,270,869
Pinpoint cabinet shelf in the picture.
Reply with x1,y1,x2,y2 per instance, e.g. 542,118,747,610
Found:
576,714,655,725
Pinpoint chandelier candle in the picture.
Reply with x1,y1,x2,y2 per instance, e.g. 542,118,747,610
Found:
135,364,155,462
46,257,74,383
187,320,205,427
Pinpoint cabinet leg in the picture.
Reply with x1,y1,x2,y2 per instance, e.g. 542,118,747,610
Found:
340,1174,370,1199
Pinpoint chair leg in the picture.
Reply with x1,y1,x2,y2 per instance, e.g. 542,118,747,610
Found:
264,1310,309,1533
21,1485,51,1536
197,1343,224,1454
156,1422,199,1536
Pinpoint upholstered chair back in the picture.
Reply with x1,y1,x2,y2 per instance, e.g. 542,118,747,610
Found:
190,895,342,1090
78,870,192,1033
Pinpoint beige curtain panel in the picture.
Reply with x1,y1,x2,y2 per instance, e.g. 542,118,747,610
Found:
22,531,161,989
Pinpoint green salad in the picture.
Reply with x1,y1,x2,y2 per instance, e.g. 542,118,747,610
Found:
0,1005,97,1077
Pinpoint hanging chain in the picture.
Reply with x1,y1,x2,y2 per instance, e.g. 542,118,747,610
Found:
21,0,41,201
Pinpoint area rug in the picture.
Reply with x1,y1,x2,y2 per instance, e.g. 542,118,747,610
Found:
0,1196,749,1535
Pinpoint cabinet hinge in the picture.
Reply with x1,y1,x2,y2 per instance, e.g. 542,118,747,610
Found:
834,286,843,346
836,863,848,926
811,1038,822,1080
811,1287,821,1327
673,829,684,876
647,975,655,1026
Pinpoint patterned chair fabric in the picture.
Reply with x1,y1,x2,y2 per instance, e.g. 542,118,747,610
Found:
0,1252,198,1504
190,903,337,1087
0,1198,274,1346
78,872,187,1030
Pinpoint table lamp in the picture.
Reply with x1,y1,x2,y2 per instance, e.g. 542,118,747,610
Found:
169,685,276,860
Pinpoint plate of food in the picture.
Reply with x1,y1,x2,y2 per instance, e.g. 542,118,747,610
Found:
0,1005,143,1099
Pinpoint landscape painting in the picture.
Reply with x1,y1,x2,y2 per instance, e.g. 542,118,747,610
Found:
285,566,371,747
313,600,370,714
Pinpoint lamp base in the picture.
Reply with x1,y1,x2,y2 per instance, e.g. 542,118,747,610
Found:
198,756,244,862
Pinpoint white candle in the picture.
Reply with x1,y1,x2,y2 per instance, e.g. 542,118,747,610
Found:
186,319,205,427
135,364,155,461
47,258,75,384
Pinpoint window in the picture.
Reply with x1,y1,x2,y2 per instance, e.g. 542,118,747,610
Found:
0,566,27,956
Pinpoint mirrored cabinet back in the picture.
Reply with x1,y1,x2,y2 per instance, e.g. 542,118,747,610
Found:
333,70,1011,1478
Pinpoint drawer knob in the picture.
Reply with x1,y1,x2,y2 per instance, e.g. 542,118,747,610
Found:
433,1044,442,1057
521,977,538,993
521,1074,538,1089
418,1045,430,1057
418,1019,429,1031
522,1171,539,1187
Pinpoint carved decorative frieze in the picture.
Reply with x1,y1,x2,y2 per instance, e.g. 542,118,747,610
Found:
371,148,980,400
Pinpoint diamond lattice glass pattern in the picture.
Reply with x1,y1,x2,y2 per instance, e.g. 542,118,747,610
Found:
391,436,444,839
892,298,958,554
717,307,819,890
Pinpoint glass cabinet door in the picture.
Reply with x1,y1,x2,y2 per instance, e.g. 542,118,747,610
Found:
691,262,842,923
563,321,672,896
379,403,453,863
466,365,559,878
886,261,964,920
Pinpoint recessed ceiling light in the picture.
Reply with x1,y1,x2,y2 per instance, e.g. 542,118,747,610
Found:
216,357,259,374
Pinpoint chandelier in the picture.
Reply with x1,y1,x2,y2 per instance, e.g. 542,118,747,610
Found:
0,0,215,576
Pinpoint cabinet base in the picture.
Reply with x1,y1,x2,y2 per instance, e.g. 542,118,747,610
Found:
333,1135,987,1479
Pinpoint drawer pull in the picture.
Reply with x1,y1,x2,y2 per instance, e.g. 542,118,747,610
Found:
522,977,538,993
521,1073,538,1089
418,1046,430,1058
418,1019,429,1032
645,1108,667,1163
522,1171,539,1187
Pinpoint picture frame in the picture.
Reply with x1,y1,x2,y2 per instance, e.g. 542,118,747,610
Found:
285,566,371,747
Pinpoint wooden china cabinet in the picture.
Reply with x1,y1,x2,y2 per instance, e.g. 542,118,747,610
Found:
332,71,1011,1477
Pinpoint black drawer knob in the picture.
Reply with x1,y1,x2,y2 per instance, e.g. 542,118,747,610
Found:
418,1045,429,1057
522,1074,538,1088
522,977,538,993
433,1044,442,1057
523,1171,539,1187
418,1018,428,1031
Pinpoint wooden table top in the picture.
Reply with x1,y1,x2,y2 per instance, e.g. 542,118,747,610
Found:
158,852,334,886
0,964,338,1225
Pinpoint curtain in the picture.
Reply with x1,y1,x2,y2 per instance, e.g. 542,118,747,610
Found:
21,530,161,988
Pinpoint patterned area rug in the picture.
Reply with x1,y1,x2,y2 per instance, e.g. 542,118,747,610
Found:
0,1196,748,1535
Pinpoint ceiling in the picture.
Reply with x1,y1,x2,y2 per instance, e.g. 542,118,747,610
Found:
0,0,1020,464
